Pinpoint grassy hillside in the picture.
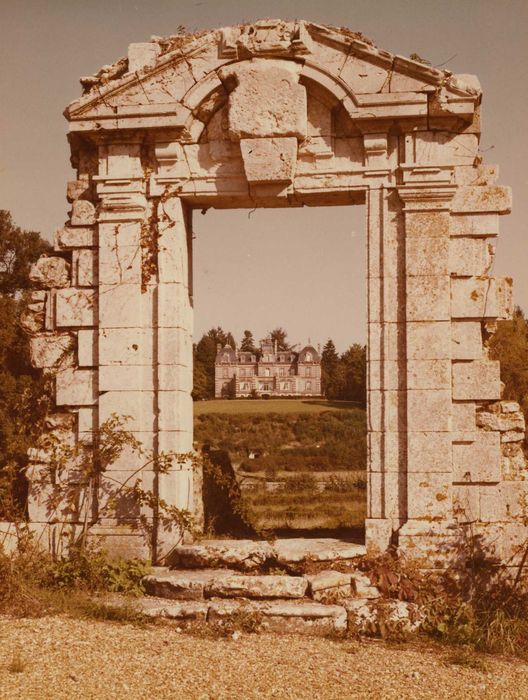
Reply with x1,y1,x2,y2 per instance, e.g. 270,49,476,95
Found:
194,399,361,416
194,404,367,533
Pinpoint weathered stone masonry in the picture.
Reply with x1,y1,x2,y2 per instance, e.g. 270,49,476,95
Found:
18,20,527,563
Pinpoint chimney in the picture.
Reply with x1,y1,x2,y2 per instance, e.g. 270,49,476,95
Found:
274,339,278,354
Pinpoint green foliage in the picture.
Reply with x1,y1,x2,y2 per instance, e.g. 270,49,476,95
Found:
321,339,366,405
489,306,528,416
0,212,52,518
193,327,235,400
0,210,50,295
0,531,151,616
240,329,257,353
269,327,290,351
195,409,367,470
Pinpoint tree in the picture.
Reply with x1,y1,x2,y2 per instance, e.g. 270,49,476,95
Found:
489,306,528,416
270,327,290,351
0,210,50,295
193,327,234,400
0,211,52,518
240,329,257,353
341,343,367,406
321,339,343,399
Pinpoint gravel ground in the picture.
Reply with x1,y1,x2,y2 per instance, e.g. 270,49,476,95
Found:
1,616,528,700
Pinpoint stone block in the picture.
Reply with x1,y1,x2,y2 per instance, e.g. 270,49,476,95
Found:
450,213,499,237
406,275,450,321
368,360,403,392
157,365,193,392
77,329,96,367
29,332,74,369
207,574,308,600
407,472,452,520
221,59,306,140
407,432,452,472
98,391,155,433
451,186,511,214
306,570,352,603
70,199,96,225
365,518,392,554
99,365,154,392
29,256,70,288
453,431,501,482
240,137,298,183
453,484,480,521
451,321,483,360
157,328,192,366
368,275,404,324
476,409,525,433
407,390,451,431
98,284,153,329
479,485,506,522
77,407,95,436
451,277,512,319
55,288,96,327
368,322,405,362
144,569,236,601
405,238,449,276
55,226,96,249
414,132,478,166
407,360,451,389
139,599,209,621
66,179,91,202
156,285,192,329
404,211,450,238
157,430,193,455
128,42,161,72
99,327,153,365
368,390,406,432
452,360,501,400
350,572,380,599
158,390,193,432
407,321,450,359
368,431,405,473
449,238,493,276
500,482,528,521
452,403,476,432
99,223,142,285
169,539,274,571
56,368,96,406
73,249,96,287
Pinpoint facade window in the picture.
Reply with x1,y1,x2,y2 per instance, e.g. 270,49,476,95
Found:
223,369,229,378
279,368,285,376
265,368,270,376
306,367,311,377
240,368,245,377
306,381,312,390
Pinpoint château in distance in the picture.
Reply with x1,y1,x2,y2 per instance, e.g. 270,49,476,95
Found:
214,337,322,398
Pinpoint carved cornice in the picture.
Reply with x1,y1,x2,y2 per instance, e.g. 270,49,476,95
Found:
397,185,457,211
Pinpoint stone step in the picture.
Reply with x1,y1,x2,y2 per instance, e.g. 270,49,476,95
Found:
138,596,348,636
167,538,366,572
144,568,379,603
144,569,308,600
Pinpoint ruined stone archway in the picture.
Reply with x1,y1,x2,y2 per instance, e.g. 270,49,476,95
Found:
21,20,527,564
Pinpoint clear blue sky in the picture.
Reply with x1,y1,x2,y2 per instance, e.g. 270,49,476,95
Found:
1,0,527,351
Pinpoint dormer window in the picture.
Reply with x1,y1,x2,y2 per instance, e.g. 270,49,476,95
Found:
305,352,312,362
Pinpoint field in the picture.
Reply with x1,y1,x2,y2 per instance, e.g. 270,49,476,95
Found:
194,398,361,416
194,401,367,534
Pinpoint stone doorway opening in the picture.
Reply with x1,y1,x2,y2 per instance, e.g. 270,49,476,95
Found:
191,205,367,541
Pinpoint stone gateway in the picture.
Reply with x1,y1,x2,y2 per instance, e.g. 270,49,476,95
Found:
18,20,527,565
